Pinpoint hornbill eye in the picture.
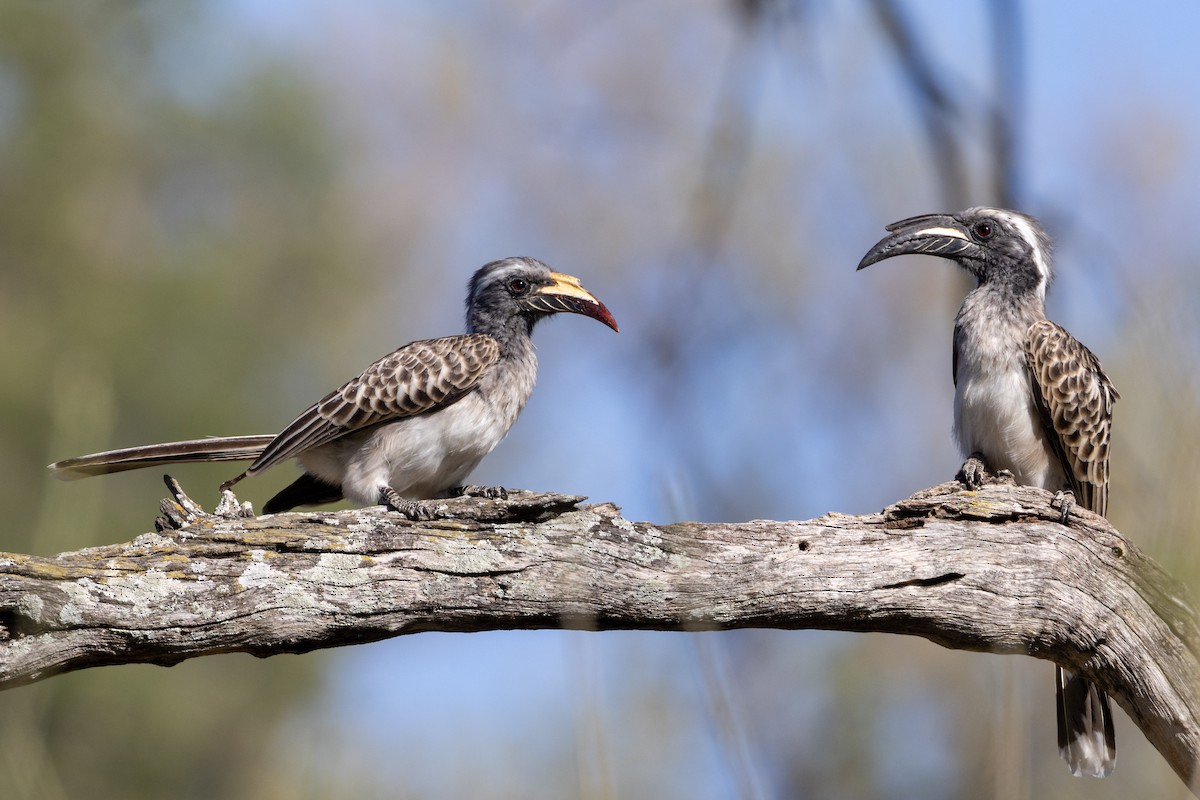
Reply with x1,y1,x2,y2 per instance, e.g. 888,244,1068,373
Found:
507,278,530,295
972,221,994,241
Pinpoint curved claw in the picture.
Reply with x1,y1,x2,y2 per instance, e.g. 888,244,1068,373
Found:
956,454,988,489
1051,490,1076,524
378,487,434,520
452,484,509,500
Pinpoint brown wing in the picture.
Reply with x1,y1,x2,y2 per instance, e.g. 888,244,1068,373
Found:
246,334,500,476
1025,320,1119,515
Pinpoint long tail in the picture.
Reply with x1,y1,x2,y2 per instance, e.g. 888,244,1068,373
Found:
1056,665,1117,777
48,435,277,480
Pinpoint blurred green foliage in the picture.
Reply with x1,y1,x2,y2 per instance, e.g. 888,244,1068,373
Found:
0,4,345,797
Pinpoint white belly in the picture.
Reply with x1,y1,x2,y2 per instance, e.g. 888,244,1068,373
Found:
296,391,516,505
954,360,1064,491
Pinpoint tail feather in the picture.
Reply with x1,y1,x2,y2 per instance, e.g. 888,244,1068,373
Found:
263,473,344,514
49,435,277,480
1056,665,1117,777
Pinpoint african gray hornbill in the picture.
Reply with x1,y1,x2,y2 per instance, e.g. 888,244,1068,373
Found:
50,257,618,517
857,207,1120,778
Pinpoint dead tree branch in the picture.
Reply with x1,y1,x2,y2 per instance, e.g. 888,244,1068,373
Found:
1,478,1196,789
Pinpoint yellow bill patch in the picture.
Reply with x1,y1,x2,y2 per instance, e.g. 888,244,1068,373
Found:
540,272,600,302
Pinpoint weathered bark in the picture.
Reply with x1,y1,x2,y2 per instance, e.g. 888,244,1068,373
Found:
0,477,1196,789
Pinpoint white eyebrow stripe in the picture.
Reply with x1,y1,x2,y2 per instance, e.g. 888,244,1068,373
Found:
998,212,1052,299
914,226,969,240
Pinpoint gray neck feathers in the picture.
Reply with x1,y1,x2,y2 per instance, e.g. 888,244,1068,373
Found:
960,275,1046,328
467,304,539,414
467,305,538,357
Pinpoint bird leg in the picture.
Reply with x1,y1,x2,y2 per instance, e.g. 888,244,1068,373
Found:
956,453,989,489
451,484,509,500
1051,490,1076,524
378,486,434,520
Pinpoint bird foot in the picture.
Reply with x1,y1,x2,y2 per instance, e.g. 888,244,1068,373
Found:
451,484,509,500
378,487,437,520
956,454,989,489
1051,490,1076,524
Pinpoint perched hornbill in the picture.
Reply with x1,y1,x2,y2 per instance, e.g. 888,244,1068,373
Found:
51,257,618,517
858,207,1119,778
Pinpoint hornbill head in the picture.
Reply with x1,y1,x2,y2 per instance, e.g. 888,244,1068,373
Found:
467,257,619,334
856,207,1052,298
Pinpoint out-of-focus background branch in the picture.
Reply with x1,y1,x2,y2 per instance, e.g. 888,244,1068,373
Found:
2,2,1197,798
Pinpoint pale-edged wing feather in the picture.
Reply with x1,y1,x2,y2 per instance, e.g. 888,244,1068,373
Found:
1024,319,1119,515
246,334,500,476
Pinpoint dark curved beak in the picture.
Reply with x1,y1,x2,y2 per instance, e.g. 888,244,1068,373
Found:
856,213,974,271
527,271,619,332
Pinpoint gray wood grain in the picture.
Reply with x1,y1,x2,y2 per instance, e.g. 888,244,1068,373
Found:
1,478,1196,790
